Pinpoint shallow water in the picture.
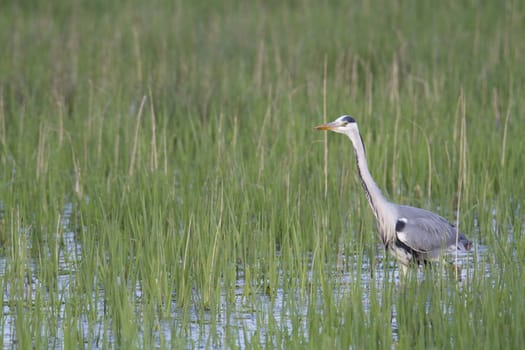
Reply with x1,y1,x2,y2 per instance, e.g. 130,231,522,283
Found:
0,203,488,349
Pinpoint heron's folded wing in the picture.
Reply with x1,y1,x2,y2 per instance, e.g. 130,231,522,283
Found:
395,210,456,253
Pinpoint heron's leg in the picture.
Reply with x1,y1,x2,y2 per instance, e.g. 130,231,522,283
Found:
448,262,463,281
398,264,409,280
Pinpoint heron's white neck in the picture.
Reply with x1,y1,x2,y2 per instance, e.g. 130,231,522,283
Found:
347,130,395,244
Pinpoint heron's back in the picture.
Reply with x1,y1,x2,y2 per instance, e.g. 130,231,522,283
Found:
394,204,471,261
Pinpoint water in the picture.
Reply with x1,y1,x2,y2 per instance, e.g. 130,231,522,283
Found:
0,203,488,349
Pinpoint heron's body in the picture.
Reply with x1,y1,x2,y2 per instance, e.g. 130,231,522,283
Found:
316,115,472,271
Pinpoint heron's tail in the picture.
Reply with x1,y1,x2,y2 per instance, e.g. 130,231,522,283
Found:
457,234,472,251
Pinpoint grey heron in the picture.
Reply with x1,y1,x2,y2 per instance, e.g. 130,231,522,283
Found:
316,115,472,273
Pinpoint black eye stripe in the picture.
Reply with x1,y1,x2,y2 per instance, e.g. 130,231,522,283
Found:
342,116,356,123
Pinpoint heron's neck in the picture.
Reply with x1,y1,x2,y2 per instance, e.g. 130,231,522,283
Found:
349,133,391,222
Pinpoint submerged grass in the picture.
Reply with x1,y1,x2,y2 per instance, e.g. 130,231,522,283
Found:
0,0,524,348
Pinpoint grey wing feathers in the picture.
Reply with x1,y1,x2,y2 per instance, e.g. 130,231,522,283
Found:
395,205,460,253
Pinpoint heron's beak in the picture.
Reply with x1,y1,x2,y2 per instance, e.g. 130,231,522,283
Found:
315,121,338,131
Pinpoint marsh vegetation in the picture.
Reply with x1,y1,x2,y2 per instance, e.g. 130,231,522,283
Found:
0,0,524,348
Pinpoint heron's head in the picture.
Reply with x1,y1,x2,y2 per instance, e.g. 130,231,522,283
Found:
315,115,358,135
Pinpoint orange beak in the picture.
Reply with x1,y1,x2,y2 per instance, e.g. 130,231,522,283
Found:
314,122,337,131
